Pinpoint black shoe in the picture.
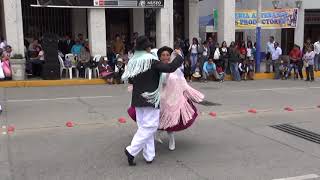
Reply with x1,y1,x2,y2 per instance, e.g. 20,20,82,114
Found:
305,79,310,81
145,160,153,164
124,149,136,166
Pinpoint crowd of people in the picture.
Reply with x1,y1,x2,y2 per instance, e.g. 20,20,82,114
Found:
1,32,319,82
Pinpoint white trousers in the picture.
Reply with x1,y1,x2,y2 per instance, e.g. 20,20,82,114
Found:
126,107,160,162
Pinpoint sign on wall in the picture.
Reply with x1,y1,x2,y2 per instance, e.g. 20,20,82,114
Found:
37,0,164,8
235,9,298,29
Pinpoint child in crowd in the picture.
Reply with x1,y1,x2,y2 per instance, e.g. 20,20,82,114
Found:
114,55,125,84
279,59,289,80
183,59,192,82
247,59,255,80
238,60,248,80
98,57,114,84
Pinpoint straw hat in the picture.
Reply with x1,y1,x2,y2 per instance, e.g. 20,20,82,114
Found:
192,72,202,78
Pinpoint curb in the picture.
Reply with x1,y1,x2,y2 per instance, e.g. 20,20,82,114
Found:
0,72,319,88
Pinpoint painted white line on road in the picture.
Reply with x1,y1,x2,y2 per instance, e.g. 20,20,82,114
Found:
273,174,320,180
7,95,113,103
232,86,320,92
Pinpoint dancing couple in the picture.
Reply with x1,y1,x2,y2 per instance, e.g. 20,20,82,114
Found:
122,36,204,166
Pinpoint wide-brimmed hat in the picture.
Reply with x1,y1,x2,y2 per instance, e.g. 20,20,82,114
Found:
192,72,202,78
135,36,152,51
157,46,173,59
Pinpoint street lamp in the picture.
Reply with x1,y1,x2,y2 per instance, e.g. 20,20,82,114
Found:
295,0,302,9
272,0,280,9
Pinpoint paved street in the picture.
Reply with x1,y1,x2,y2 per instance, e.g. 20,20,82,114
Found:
1,80,320,180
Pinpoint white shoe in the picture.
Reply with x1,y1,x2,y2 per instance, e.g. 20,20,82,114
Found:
155,131,163,144
168,132,175,151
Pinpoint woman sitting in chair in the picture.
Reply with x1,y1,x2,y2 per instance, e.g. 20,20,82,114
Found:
77,42,91,78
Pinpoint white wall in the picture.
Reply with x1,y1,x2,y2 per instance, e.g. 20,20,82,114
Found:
3,0,24,55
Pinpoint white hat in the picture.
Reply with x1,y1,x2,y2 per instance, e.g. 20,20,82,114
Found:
117,58,123,63
192,72,201,78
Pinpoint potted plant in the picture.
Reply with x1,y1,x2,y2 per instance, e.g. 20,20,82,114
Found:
10,53,26,80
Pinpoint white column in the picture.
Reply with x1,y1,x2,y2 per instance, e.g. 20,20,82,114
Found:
88,9,106,56
294,8,305,47
156,0,174,48
132,9,145,36
218,0,235,44
72,9,88,39
3,0,24,55
188,0,200,42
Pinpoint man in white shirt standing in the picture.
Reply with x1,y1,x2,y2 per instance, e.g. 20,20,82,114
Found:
265,36,275,73
313,37,320,71
271,42,282,79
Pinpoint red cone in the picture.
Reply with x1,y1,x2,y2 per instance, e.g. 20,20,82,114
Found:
7,126,15,133
209,112,217,117
118,117,127,123
284,107,294,111
248,109,257,113
66,121,74,127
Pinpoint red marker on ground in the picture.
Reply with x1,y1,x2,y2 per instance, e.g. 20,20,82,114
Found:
7,125,15,133
66,121,74,127
209,112,217,117
118,117,127,123
284,107,294,112
248,109,257,114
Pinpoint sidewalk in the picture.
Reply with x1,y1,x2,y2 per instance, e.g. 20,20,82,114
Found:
1,71,320,88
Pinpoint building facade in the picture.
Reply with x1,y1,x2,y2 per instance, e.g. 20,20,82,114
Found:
0,0,200,56
200,0,320,53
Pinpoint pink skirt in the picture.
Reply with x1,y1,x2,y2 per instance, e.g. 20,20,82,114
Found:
127,100,198,132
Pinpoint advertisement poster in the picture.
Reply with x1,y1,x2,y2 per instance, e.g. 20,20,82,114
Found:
235,9,298,29
38,0,164,8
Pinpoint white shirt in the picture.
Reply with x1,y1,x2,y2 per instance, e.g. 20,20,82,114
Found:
189,44,198,54
203,46,208,57
272,47,282,60
266,41,275,53
247,48,252,57
314,41,320,55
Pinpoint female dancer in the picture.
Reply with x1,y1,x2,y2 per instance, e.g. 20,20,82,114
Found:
128,46,204,151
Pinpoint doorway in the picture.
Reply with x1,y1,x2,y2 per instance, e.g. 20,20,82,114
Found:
281,28,294,55
106,9,131,44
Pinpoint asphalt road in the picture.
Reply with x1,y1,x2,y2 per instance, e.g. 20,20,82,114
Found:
1,80,320,180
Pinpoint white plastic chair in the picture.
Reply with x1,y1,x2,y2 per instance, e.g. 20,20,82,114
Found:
93,55,102,78
58,55,72,79
65,53,79,79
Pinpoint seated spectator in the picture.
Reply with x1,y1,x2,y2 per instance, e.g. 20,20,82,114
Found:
77,42,91,78
114,55,125,84
71,39,83,57
202,57,224,82
98,57,113,84
30,46,45,76
28,38,41,58
3,45,13,58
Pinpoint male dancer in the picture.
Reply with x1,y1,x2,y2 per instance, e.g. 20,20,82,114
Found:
122,36,183,166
